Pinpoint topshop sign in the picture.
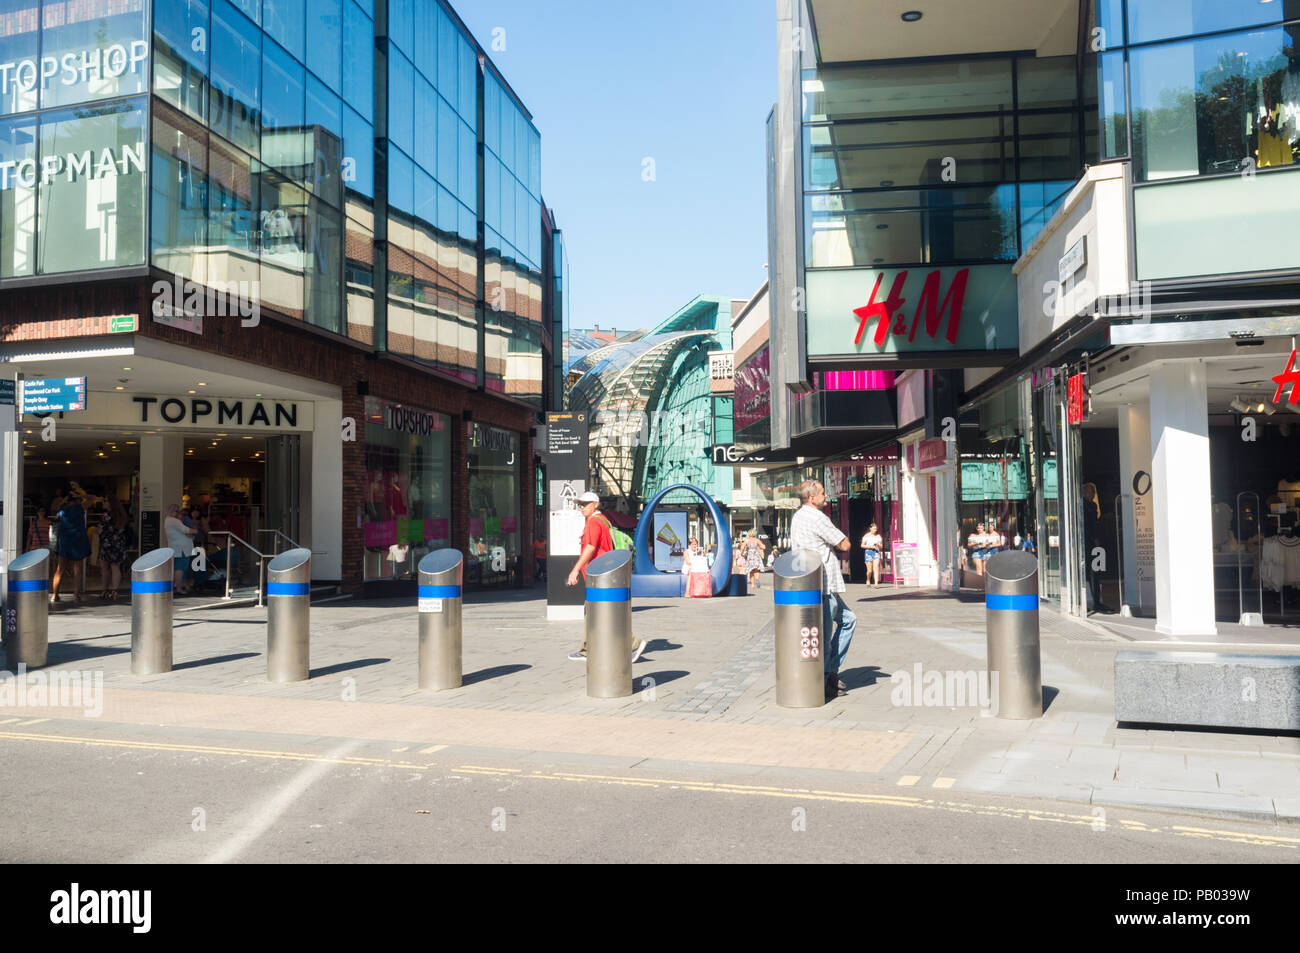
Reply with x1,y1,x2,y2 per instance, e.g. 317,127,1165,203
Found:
0,41,149,97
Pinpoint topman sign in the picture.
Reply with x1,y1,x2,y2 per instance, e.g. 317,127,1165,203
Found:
0,143,144,191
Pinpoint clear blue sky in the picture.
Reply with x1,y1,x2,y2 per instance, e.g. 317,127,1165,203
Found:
453,0,776,335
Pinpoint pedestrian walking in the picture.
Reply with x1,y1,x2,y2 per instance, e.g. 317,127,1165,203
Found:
860,522,883,587
50,491,90,606
533,536,548,582
789,479,856,701
682,536,712,597
565,491,647,663
97,501,130,602
165,503,197,595
742,529,766,590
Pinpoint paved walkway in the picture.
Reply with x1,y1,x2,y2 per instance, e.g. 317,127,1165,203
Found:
5,580,1299,823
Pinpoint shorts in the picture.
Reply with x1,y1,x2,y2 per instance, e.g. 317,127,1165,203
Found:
174,557,188,571
864,550,880,562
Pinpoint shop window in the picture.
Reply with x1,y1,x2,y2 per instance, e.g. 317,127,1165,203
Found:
1131,25,1300,181
0,1,38,116
210,0,261,155
468,424,520,588
0,113,36,276
36,98,147,274
363,397,450,582
1127,0,1297,46
153,0,210,123
40,0,148,110
150,100,209,276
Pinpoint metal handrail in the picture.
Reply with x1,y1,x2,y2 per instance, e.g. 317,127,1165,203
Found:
210,530,270,607
258,529,299,556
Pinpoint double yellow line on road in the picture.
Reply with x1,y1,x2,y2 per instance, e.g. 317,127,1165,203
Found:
2,728,1296,852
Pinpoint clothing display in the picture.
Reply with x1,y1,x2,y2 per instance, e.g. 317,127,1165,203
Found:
1259,535,1300,592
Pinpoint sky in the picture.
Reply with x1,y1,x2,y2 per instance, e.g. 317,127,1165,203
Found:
453,0,777,336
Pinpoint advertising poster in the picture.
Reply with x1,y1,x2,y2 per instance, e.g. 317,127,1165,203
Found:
653,513,688,571
548,479,586,556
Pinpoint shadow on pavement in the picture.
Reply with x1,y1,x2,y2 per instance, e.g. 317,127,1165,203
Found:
38,643,131,666
643,639,682,653
840,665,888,688
1042,684,1060,713
173,652,260,672
634,670,689,690
310,658,390,678
463,663,531,686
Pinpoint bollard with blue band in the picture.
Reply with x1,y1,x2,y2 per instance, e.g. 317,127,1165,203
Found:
984,550,1042,719
4,549,49,669
584,549,634,698
772,550,825,708
417,549,463,690
266,548,312,683
131,548,176,675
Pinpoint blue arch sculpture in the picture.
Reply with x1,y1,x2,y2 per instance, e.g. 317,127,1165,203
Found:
630,483,733,598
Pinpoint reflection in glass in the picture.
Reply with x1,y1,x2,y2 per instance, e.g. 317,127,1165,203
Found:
0,0,39,115
39,0,148,109
0,113,35,274
207,133,258,287
210,0,261,155
153,0,210,122
150,100,209,279
37,98,147,273
257,166,306,317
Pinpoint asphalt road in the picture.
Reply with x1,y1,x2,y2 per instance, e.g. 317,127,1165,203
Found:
1,726,1293,865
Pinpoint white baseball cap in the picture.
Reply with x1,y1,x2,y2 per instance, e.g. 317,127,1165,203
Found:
576,491,600,503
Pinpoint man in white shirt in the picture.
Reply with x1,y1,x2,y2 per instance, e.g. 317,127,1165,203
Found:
788,479,857,700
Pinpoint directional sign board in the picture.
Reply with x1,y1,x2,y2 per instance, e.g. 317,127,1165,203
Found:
0,379,14,405
20,377,86,414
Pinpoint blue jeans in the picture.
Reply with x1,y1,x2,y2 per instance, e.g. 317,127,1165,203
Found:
821,592,856,676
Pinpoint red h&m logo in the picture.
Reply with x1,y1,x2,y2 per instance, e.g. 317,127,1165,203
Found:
852,268,970,348
1273,349,1300,407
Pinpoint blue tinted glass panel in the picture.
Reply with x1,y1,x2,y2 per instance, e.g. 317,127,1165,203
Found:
155,0,210,75
153,0,210,121
437,95,456,190
437,183,456,233
515,179,528,257
414,166,436,225
484,74,499,154
485,226,501,255
1127,0,1288,45
528,129,540,195
342,105,373,198
306,74,342,139
342,0,373,121
262,39,304,132
499,169,514,245
263,0,304,60
1019,180,1074,247
0,0,37,115
458,119,475,207
498,98,514,169
210,0,261,154
437,5,457,102
307,74,343,206
41,0,149,109
352,0,371,16
515,114,529,179
229,0,259,25
306,0,343,91
484,151,499,232
389,0,413,54
415,2,436,79
458,37,476,121
0,114,36,273
389,49,414,154
414,75,438,167
459,202,475,242
389,146,414,213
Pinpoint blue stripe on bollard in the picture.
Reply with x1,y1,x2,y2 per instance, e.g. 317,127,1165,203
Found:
8,579,48,592
267,582,311,597
773,589,821,606
586,587,631,602
418,585,462,599
986,593,1039,611
131,580,173,594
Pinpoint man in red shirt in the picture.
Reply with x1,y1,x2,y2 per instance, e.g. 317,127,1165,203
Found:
565,491,646,663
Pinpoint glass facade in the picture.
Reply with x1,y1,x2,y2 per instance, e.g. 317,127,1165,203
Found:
0,0,551,407
802,54,1084,269
1092,0,1300,181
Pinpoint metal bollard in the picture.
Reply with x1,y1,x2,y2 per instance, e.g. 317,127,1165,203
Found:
985,551,1042,719
266,547,311,683
773,550,825,708
4,549,49,669
585,550,633,698
417,548,463,690
131,548,175,675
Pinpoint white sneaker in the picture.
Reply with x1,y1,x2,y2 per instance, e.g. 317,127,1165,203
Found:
631,639,648,663
567,650,587,662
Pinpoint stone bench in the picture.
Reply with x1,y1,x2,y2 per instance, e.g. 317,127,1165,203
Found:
1114,650,1300,731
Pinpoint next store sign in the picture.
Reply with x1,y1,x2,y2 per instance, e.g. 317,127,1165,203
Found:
806,263,1019,366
